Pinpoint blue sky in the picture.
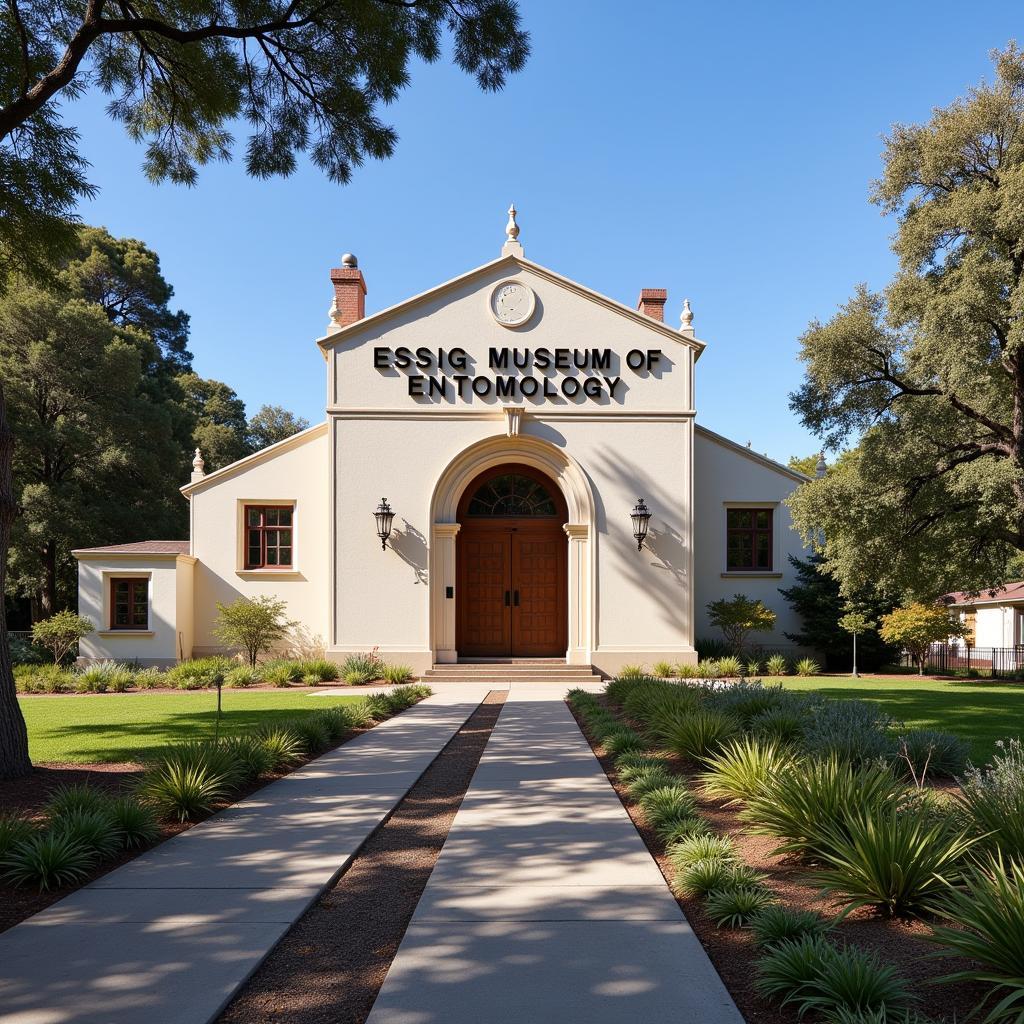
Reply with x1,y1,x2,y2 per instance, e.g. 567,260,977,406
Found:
65,0,1020,464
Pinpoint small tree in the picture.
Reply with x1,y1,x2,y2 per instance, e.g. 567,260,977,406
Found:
838,611,875,679
879,602,964,676
31,610,93,664
213,597,294,668
706,594,777,655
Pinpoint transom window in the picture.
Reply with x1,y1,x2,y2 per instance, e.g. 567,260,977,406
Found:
111,578,148,630
245,505,293,568
467,474,559,517
726,508,773,571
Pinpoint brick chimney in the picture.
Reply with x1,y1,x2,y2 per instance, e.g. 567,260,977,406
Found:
636,288,667,322
328,253,366,331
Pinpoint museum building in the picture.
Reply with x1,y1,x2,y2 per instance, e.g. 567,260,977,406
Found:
74,210,811,674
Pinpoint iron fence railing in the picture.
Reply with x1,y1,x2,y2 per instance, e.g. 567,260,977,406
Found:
903,643,1024,678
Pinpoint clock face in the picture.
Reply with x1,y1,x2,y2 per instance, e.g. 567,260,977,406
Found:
490,280,535,327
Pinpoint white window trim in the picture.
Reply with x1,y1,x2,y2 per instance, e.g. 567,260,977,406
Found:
235,498,300,576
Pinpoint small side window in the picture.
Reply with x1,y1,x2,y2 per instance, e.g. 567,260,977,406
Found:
110,578,148,629
244,505,294,569
726,508,773,571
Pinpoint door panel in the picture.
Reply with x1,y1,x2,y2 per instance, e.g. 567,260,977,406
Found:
511,533,567,656
457,533,511,656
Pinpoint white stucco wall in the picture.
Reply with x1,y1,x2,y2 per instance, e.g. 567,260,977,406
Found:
969,605,1020,648
188,424,329,656
693,428,809,651
76,555,191,666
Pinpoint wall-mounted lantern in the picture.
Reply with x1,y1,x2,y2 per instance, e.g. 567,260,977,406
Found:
374,498,395,550
630,497,652,551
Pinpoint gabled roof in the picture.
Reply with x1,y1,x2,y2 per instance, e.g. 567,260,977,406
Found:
73,540,189,557
316,253,707,358
944,581,1024,607
695,425,810,483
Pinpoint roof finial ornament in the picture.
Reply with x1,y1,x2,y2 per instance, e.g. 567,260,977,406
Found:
679,298,694,336
502,202,524,257
191,448,205,483
815,452,827,479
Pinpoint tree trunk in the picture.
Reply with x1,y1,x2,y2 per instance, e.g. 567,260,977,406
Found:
0,382,31,778
41,541,56,617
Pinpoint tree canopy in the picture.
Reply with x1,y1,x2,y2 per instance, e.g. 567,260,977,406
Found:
0,1,529,278
788,45,1024,600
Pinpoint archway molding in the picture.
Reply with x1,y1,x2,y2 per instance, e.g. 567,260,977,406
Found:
429,434,596,664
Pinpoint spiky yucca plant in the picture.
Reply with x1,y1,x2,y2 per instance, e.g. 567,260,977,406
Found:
662,710,741,762
2,832,95,891
700,736,797,804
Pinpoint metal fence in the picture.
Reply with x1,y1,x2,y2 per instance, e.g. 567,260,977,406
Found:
903,643,1024,678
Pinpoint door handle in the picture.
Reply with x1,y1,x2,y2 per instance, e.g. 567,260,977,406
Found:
504,590,510,606
513,590,520,607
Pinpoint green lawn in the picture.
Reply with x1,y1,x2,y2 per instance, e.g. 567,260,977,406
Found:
18,690,365,764
781,676,1024,762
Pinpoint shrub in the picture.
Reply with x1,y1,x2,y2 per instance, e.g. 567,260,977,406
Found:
108,797,160,848
344,700,375,728
696,637,733,661
139,743,240,821
617,664,647,681
50,808,123,859
716,655,744,677
339,650,385,685
45,783,112,818
756,936,912,1020
742,757,906,861
653,660,675,678
318,705,356,742
668,832,737,868
697,659,721,680
893,729,969,781
810,803,980,918
616,752,669,776
624,765,674,798
746,659,763,676
256,725,305,771
9,633,43,665
657,815,710,845
638,784,697,832
752,706,810,744
749,906,831,948
262,661,299,687
298,658,341,683
880,602,965,675
931,854,1024,1024
287,715,331,754
166,657,231,690
604,729,644,758
222,735,275,781
31,610,94,664
705,885,776,928
225,665,261,688
675,858,764,897
707,681,791,725
213,596,296,668
802,699,896,767
662,709,740,762
20,663,74,693
134,667,164,689
700,737,796,804
957,738,1024,861
75,660,136,693
795,657,822,677
766,653,790,676
2,832,95,890
707,594,777,654
676,662,699,679
380,663,413,685
0,814,35,858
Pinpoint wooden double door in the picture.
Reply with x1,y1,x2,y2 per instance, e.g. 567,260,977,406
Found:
457,522,568,658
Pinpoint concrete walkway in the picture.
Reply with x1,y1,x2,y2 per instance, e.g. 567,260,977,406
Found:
0,688,490,1024
366,684,745,1023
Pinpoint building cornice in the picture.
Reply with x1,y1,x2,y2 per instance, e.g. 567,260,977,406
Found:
72,551,197,565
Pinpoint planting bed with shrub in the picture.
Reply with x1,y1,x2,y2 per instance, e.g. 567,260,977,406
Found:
0,684,431,933
568,678,1021,1024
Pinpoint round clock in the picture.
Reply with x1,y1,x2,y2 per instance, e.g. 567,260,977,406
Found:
489,280,535,328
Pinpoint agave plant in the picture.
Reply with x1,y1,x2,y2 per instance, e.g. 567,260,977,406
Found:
700,736,797,804
256,725,305,771
2,832,95,891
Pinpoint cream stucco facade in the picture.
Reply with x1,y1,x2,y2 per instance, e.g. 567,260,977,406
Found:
75,224,811,673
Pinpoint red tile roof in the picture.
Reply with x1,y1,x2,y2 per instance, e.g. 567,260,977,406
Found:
74,540,190,555
944,581,1024,606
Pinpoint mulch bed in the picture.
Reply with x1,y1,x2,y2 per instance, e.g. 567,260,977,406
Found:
569,697,992,1024
218,690,507,1024
0,715,396,935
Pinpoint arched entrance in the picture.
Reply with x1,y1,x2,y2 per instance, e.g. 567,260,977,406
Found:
456,464,568,658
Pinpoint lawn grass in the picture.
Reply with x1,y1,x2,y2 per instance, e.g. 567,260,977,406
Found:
780,676,1024,762
18,690,365,763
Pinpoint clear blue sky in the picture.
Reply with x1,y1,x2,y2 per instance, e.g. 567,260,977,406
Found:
65,0,1020,464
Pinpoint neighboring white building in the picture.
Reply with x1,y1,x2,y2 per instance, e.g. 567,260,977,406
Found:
945,582,1024,649
75,211,811,673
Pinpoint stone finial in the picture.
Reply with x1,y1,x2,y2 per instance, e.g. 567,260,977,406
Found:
679,298,695,336
191,448,206,483
341,252,358,268
502,202,524,257
815,452,827,479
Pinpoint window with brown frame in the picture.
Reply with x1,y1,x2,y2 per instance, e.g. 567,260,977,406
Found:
726,508,773,571
110,578,149,630
245,505,294,569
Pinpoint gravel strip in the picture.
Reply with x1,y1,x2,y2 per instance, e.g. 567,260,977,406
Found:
218,689,507,1024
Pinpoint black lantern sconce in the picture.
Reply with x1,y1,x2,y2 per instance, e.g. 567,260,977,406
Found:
373,498,395,550
630,497,652,551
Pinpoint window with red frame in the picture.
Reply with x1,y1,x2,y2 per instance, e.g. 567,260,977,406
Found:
245,506,293,569
726,508,773,571
110,578,148,629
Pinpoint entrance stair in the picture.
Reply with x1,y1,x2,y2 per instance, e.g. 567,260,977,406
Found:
421,660,604,685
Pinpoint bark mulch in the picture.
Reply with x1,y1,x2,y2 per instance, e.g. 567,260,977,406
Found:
218,690,507,1024
570,697,992,1024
